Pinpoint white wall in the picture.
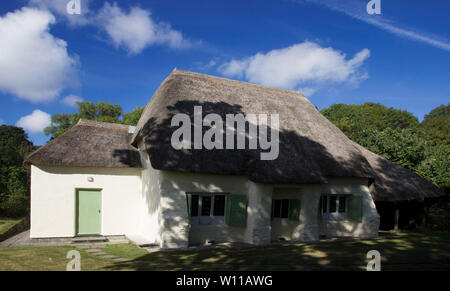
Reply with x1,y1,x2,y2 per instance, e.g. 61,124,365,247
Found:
137,142,162,244
319,178,380,238
270,178,380,242
30,165,142,238
159,170,250,247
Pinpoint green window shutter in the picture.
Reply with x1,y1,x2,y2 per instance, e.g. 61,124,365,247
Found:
186,193,192,217
225,195,247,226
289,199,301,221
348,195,363,222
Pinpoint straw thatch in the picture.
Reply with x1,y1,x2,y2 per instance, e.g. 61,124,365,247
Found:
355,143,444,201
132,69,374,184
25,119,141,168
25,69,445,201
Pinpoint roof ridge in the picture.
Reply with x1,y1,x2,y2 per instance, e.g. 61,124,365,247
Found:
76,119,132,131
170,69,307,99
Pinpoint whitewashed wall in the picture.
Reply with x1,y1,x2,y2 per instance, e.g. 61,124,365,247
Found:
137,142,162,244
270,178,379,242
30,165,142,238
319,177,380,238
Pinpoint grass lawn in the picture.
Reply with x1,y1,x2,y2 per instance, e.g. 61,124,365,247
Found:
0,218,22,234
0,231,449,270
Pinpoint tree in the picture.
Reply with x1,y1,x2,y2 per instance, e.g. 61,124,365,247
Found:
44,113,80,139
0,126,35,217
123,106,145,126
423,103,449,123
321,102,448,193
321,102,419,144
0,125,35,168
357,128,426,170
416,145,450,192
45,101,144,139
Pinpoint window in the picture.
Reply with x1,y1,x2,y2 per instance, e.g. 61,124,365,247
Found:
213,195,226,216
338,196,347,213
189,194,226,226
272,199,289,218
321,195,348,219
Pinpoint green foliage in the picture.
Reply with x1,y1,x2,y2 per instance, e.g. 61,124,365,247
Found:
321,102,449,193
0,167,30,218
423,103,449,123
357,128,426,170
0,126,34,218
416,145,450,192
420,116,450,147
0,125,35,168
43,113,80,139
44,101,143,139
123,106,145,126
321,102,419,141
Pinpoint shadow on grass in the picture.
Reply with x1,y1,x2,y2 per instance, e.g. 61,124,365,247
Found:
102,231,450,271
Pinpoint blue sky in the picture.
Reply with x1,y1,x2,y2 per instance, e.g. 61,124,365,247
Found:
0,0,449,145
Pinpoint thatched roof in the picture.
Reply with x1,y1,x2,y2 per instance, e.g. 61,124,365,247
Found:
355,143,445,201
25,69,444,201
25,119,141,169
132,69,374,184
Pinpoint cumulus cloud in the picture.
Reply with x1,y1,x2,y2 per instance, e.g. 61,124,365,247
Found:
97,3,190,55
219,41,370,93
61,94,83,107
16,110,51,133
0,8,78,102
28,0,91,26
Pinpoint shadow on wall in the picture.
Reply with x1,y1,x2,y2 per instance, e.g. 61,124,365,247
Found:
111,100,378,247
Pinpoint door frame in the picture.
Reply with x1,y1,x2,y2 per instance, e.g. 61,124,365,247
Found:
75,188,103,236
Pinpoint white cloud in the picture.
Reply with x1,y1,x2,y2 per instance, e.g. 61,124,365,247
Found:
97,3,190,55
0,118,4,125
219,41,370,92
0,8,78,102
299,87,317,97
28,0,91,26
16,110,51,133
61,94,83,107
301,0,450,52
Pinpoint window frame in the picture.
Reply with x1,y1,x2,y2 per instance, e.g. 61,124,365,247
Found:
320,195,349,220
189,193,228,226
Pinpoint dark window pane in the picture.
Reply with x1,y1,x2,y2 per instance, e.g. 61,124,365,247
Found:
329,196,337,213
213,195,225,216
322,196,328,213
339,196,346,213
191,195,199,216
273,200,281,218
281,199,289,218
201,196,212,216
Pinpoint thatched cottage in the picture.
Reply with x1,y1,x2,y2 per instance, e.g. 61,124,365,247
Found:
25,69,444,248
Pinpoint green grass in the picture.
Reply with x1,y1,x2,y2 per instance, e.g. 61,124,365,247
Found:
0,246,115,271
0,231,449,270
102,243,148,259
0,217,22,234
100,231,450,270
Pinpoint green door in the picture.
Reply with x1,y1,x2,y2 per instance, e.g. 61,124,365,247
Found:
76,189,102,235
